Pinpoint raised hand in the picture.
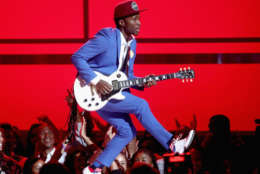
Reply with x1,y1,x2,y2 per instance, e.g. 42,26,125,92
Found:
102,125,116,148
65,89,75,107
80,116,94,145
190,114,197,130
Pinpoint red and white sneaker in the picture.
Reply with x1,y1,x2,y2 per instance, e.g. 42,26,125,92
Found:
83,166,102,174
169,129,195,155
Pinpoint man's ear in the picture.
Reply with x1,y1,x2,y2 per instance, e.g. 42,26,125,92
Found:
118,19,125,27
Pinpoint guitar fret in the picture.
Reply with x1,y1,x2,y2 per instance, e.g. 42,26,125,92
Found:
139,78,143,85
162,75,166,80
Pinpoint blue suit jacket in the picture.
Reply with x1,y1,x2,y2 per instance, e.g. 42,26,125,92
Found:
71,27,137,84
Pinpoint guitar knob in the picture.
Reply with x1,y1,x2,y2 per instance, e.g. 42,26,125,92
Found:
91,98,95,101
88,104,92,107
84,99,88,102
117,74,121,78
95,103,99,106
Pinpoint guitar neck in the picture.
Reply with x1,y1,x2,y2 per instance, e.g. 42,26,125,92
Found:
118,73,178,89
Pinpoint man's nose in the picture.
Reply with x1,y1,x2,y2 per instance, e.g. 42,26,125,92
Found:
137,20,141,26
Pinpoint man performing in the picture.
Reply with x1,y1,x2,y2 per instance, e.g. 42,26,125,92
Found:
71,1,195,173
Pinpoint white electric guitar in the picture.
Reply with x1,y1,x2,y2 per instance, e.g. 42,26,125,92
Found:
74,67,195,111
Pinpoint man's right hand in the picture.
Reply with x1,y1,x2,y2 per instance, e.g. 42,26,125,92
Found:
94,80,113,96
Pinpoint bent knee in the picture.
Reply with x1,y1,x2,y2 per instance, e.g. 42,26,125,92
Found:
135,98,150,115
116,125,136,140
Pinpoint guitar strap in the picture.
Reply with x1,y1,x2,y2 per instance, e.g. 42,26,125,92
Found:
120,46,130,77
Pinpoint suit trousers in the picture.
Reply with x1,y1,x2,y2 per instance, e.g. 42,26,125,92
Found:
96,91,173,166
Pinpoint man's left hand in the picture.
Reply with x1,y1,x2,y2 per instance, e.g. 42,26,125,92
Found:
144,74,157,88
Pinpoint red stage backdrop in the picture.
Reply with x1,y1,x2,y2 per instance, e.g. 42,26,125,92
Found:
0,64,259,131
0,0,260,54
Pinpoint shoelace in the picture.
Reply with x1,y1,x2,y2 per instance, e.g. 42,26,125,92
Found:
169,133,183,151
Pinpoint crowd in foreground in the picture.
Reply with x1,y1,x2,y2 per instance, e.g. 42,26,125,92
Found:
0,91,259,174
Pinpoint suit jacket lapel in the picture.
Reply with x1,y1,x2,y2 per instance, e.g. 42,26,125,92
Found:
115,28,121,68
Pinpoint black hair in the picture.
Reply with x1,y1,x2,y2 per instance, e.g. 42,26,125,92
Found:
40,163,71,174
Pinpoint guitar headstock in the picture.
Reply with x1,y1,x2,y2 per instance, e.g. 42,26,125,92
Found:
176,67,195,83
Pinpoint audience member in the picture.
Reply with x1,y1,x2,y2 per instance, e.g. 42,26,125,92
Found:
0,123,27,168
66,89,96,147
0,127,22,174
25,123,41,157
39,163,71,174
33,121,66,164
190,148,203,174
64,144,95,174
201,114,246,174
132,148,159,170
107,152,128,174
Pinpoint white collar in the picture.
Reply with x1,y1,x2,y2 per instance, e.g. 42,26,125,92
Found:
120,32,134,46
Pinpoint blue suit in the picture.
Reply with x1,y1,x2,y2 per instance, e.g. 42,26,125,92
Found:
71,28,172,166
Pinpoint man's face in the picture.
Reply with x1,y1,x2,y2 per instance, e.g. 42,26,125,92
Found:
133,152,153,167
115,153,128,172
123,14,141,36
38,126,55,149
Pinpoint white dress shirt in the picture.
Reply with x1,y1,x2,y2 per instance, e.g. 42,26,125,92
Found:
90,31,133,85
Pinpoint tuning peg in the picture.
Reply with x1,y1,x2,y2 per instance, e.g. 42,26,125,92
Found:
182,79,185,83
190,79,193,83
183,67,187,71
186,78,189,83
188,66,191,70
180,67,183,72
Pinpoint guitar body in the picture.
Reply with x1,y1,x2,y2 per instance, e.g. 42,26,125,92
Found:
74,68,194,111
74,71,127,111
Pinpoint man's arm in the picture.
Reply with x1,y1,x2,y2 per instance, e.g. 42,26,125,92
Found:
71,31,113,95
71,32,108,84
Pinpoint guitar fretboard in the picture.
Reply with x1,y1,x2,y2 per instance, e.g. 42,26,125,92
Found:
118,73,178,89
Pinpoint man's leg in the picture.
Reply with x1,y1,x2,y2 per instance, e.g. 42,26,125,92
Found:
101,91,173,150
95,111,136,167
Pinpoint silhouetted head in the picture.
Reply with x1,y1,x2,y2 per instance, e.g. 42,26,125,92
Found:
39,163,70,174
209,114,230,136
